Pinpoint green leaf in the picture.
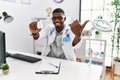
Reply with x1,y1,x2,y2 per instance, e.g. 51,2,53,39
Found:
111,0,120,6
0,63,9,70
110,20,115,23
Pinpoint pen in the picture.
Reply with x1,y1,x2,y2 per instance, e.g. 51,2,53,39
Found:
40,70,54,74
49,63,59,68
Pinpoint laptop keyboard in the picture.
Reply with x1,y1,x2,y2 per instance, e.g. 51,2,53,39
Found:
9,53,41,63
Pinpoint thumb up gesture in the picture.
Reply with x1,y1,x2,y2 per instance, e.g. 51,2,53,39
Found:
70,20,89,37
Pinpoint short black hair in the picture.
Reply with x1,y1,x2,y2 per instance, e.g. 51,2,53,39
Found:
52,8,65,15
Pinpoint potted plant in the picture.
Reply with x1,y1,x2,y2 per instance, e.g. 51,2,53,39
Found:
109,0,120,75
113,25,120,75
0,63,9,75
109,0,120,59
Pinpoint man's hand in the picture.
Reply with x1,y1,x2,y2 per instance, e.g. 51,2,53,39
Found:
70,20,89,37
76,58,81,62
29,21,41,39
70,20,89,46
29,21,41,35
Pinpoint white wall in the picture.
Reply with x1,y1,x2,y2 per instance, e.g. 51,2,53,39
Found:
0,0,80,54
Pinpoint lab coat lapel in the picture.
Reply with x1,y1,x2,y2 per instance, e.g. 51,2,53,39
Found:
48,27,55,45
62,28,76,61
62,28,71,44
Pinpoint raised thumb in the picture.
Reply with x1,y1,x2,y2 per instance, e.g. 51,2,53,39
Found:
82,20,90,27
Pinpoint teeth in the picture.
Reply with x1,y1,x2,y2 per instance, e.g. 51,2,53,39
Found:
55,23,60,25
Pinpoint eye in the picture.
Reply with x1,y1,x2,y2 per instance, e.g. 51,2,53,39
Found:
52,16,63,21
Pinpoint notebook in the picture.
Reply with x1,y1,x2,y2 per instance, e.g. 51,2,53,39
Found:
35,59,61,74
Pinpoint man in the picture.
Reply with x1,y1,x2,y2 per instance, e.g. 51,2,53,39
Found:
29,8,89,62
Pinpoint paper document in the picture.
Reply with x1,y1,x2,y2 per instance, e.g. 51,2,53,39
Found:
35,59,61,74
37,21,44,28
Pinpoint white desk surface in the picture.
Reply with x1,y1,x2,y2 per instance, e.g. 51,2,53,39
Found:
0,52,102,80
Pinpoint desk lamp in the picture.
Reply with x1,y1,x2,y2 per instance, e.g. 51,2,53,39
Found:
88,16,112,80
0,12,14,58
0,12,14,23
88,16,112,64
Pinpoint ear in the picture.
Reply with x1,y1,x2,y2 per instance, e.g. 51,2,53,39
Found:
64,17,66,21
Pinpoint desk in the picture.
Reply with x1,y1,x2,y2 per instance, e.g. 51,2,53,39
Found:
0,52,103,80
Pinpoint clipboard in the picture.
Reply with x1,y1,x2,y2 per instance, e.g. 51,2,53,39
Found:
35,59,61,74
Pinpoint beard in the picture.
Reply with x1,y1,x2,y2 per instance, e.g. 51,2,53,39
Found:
55,25,64,33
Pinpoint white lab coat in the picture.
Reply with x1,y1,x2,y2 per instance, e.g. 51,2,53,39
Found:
36,25,82,61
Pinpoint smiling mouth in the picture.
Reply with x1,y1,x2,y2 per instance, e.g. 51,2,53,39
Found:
55,22,60,25
55,22,61,26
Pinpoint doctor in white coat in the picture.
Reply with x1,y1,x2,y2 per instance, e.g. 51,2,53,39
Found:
29,8,89,62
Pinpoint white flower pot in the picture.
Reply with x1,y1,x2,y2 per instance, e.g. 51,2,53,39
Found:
114,61,120,75
2,69,9,75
